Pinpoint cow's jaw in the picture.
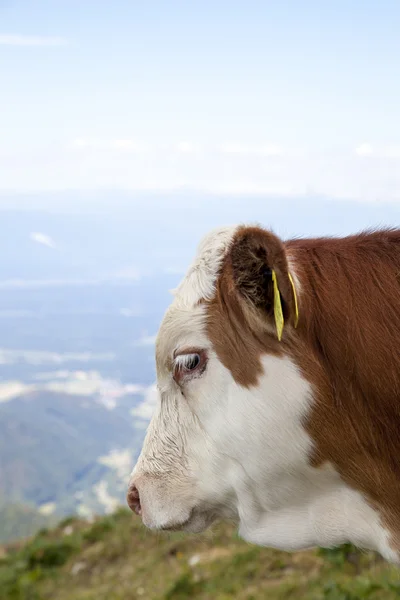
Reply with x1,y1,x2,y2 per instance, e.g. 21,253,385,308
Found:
129,347,398,563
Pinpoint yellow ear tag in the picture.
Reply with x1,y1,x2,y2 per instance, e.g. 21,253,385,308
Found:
288,272,299,328
271,269,284,341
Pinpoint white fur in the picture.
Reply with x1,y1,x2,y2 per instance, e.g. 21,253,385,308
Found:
172,225,237,307
130,226,398,563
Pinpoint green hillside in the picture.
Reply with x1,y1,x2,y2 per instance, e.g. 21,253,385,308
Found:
1,508,400,600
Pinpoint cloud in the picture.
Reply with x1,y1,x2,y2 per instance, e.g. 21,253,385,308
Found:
0,34,67,46
0,371,148,405
131,384,158,421
98,449,133,481
355,143,400,159
30,231,56,249
5,139,400,202
0,381,31,403
93,480,120,514
176,142,199,153
38,503,56,516
133,333,157,347
218,143,283,156
355,143,374,157
0,349,115,366
112,139,142,151
70,139,200,154
69,138,283,159
69,138,148,153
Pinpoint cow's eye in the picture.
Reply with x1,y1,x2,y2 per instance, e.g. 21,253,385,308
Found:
185,354,200,370
173,350,207,383
176,353,201,372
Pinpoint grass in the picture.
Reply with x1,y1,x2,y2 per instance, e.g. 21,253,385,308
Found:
1,508,400,599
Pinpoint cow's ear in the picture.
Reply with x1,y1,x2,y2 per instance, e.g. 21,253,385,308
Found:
228,226,298,339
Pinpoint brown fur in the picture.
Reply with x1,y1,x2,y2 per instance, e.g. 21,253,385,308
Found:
206,226,400,553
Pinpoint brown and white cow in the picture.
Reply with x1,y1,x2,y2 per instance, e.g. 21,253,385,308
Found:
127,225,400,563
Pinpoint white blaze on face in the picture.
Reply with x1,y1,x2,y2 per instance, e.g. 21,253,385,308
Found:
129,226,239,531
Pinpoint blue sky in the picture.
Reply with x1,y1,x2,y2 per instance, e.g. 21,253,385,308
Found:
1,0,400,201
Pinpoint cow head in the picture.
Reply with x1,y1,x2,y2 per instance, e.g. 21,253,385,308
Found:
128,225,310,532
127,224,399,562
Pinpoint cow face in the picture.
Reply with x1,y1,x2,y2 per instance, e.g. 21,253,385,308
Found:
127,225,314,537
128,300,239,533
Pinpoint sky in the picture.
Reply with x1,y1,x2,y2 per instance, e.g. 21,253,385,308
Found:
2,1,400,201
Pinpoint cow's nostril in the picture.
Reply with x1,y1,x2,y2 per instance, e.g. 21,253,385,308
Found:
127,484,142,516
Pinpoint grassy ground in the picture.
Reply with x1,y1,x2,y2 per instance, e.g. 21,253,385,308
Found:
1,508,400,599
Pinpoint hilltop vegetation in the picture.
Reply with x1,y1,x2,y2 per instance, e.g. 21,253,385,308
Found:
1,508,400,600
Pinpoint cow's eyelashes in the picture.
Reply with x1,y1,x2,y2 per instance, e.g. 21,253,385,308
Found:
173,351,207,383
182,354,201,370
175,353,201,373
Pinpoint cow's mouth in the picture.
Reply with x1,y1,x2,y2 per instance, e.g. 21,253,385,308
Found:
159,509,215,534
159,521,189,532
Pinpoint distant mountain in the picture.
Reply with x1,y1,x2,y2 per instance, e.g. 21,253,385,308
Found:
0,269,170,535
0,274,178,385
0,391,144,517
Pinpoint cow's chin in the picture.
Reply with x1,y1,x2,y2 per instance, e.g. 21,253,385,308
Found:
143,508,215,534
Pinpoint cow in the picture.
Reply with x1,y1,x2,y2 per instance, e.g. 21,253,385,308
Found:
127,225,400,564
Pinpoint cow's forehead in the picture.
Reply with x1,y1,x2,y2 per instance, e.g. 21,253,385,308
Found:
156,226,238,368
172,225,238,307
156,303,210,367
